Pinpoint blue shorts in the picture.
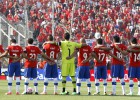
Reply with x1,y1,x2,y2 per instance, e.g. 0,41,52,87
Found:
94,66,107,79
128,67,140,78
24,68,37,78
111,64,124,78
77,66,90,79
8,62,21,77
0,66,1,75
44,63,58,78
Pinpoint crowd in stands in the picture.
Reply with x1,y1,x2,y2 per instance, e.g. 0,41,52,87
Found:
0,0,140,45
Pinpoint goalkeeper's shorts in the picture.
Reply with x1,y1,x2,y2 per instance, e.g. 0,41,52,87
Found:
61,63,75,77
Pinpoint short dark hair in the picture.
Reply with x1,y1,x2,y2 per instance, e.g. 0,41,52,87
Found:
64,32,70,40
97,38,103,45
11,39,16,43
131,37,137,44
48,35,53,41
113,35,120,43
28,38,34,44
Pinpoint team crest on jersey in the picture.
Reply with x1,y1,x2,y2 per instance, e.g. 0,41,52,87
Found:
11,50,20,52
50,47,55,50
83,49,88,51
31,50,35,52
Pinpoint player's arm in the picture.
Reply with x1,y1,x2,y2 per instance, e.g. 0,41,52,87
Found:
109,52,123,61
41,49,55,61
11,53,24,63
129,45,140,49
57,52,61,60
115,45,128,55
0,50,9,59
127,46,140,53
42,41,56,47
82,52,100,63
81,43,87,47
95,46,112,51
127,49,140,53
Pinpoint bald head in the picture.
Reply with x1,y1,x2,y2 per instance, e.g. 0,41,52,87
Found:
80,38,86,43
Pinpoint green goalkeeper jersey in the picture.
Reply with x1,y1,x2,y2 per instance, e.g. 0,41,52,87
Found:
58,40,82,63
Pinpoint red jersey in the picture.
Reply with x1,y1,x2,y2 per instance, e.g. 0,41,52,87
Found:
129,47,140,67
93,45,109,66
7,44,23,63
24,45,41,68
0,45,4,53
111,43,127,65
0,45,4,66
78,46,92,66
43,43,60,62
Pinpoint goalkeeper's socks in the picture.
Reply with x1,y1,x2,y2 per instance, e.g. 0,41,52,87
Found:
62,88,65,92
73,88,76,92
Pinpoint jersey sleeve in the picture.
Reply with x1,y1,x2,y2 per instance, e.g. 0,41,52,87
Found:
75,42,82,48
0,45,4,53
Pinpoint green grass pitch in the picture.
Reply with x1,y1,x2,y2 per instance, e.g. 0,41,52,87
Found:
0,80,140,100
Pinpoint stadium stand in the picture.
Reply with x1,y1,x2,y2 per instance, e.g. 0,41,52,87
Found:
0,0,139,44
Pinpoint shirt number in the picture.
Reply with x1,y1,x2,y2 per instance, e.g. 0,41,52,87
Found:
68,48,71,57
116,51,122,58
98,53,105,61
50,51,54,58
134,53,140,62
29,53,36,59
83,53,87,60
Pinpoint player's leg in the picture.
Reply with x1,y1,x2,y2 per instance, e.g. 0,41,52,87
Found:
127,66,135,95
76,78,81,95
6,63,14,95
102,66,107,95
32,68,38,94
76,66,84,95
23,68,31,94
94,66,100,95
85,66,91,95
52,64,58,95
61,63,69,94
41,63,51,94
111,65,117,95
119,65,125,95
15,62,21,94
70,63,77,95
136,67,140,95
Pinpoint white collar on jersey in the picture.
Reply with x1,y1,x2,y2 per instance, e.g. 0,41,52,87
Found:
97,44,103,46
114,43,121,44
28,44,34,46
11,43,18,46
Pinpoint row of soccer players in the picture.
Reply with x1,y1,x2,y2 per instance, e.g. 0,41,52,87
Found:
0,33,140,96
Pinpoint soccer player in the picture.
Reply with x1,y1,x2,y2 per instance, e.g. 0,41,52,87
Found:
40,35,60,95
110,35,127,95
126,38,140,95
67,38,96,95
93,38,121,95
21,38,52,95
0,45,4,76
57,32,85,95
0,39,23,95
